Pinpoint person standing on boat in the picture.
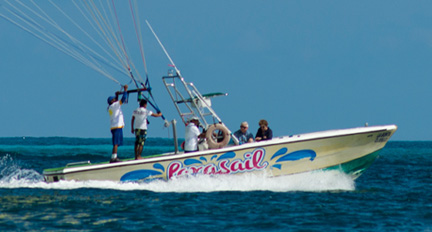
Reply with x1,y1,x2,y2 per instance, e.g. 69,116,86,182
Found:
255,119,273,141
233,121,254,144
184,116,204,153
131,99,162,159
107,85,128,163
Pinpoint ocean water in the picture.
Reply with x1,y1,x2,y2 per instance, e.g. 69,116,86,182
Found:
0,138,431,231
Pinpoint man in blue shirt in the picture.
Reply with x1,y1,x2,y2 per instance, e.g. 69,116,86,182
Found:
233,121,254,145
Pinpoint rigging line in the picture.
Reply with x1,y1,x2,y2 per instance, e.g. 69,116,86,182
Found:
103,0,144,85
139,93,166,121
110,0,131,72
71,1,128,78
129,0,148,82
110,0,142,91
132,0,147,78
12,0,81,54
94,0,128,70
148,91,163,112
97,0,141,86
128,59,145,85
1,12,120,84
28,0,56,27
15,0,119,79
130,2,147,86
74,0,123,65
50,0,125,75
90,0,144,86
3,1,137,87
2,2,78,59
37,0,126,79
1,2,123,85
91,0,143,88
80,0,130,77
0,3,121,84
87,0,129,72
20,0,124,83
4,0,43,29
132,0,147,85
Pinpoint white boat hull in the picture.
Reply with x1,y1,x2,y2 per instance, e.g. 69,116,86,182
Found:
43,125,397,183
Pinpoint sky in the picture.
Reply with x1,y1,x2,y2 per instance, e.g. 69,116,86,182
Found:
0,1,431,141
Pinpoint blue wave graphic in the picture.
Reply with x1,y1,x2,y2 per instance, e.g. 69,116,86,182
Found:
276,150,316,162
184,159,202,165
153,163,165,172
120,170,163,182
271,147,288,160
217,151,236,161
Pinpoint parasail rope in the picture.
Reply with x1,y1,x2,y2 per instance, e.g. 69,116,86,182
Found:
50,0,126,76
0,0,122,85
80,0,130,76
0,0,165,95
129,0,148,82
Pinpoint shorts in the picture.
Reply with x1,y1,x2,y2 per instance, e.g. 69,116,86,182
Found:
135,129,147,146
111,128,123,146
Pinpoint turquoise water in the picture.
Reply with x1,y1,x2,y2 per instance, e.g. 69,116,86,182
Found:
0,138,431,231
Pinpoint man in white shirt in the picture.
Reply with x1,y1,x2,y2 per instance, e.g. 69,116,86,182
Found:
131,99,162,159
184,116,204,153
107,85,128,163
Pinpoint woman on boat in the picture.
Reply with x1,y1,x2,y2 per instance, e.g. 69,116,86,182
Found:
255,119,273,141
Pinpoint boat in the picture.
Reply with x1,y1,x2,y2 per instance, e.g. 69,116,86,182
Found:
43,122,396,182
43,70,397,183
0,1,397,183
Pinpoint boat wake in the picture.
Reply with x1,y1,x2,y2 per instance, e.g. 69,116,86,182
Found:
0,154,355,192
0,154,44,185
141,171,356,192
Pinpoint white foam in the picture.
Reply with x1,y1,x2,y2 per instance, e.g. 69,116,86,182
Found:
1,153,355,192
0,168,355,192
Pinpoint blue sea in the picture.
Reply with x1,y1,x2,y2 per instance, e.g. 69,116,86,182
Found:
0,138,431,231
